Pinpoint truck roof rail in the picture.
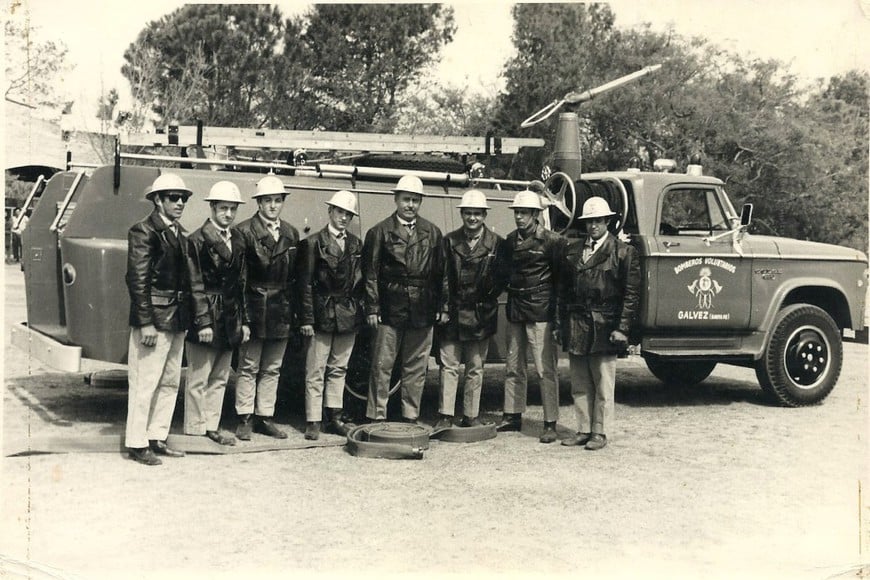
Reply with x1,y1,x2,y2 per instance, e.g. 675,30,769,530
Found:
122,125,545,155
115,152,535,190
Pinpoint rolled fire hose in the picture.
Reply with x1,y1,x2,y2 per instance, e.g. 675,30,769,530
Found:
346,421,497,459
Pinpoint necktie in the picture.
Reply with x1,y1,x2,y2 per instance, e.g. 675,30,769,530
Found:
583,240,596,262
467,234,480,250
335,231,346,251
219,229,231,248
268,223,279,241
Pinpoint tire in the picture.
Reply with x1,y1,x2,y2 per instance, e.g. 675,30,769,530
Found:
644,357,717,386
755,304,842,407
354,154,466,174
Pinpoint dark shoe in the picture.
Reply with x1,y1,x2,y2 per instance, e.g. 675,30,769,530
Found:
432,414,453,430
561,432,592,447
205,430,236,446
401,416,425,426
149,440,185,457
460,416,493,427
539,422,558,444
585,433,607,451
254,416,288,439
236,414,253,441
496,413,522,432
128,447,162,466
325,409,355,436
304,421,321,441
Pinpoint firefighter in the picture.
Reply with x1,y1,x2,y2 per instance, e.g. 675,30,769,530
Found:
125,173,202,466
233,174,301,440
434,190,508,429
362,174,443,424
183,181,250,446
298,190,362,440
497,189,565,443
557,197,640,450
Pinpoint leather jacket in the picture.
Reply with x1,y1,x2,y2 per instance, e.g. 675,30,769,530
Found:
362,213,443,329
557,234,641,355
299,226,363,334
504,223,564,323
126,210,201,332
440,226,508,341
186,219,249,349
234,213,301,340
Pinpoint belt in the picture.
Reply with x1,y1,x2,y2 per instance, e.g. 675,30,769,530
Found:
507,283,549,295
382,276,429,287
150,289,184,305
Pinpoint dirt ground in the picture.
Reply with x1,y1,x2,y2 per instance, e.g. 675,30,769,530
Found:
2,262,868,580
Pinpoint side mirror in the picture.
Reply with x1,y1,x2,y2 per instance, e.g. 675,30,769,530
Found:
740,203,753,227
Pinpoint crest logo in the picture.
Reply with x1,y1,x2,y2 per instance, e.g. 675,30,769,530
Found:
687,267,722,309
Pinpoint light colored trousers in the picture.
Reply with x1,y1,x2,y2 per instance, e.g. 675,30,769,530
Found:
503,320,559,422
366,324,433,421
304,330,356,421
235,338,287,416
568,353,616,435
125,327,185,448
438,336,490,419
184,341,233,435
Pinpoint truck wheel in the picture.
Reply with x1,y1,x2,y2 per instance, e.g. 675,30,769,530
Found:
755,304,842,407
644,357,717,386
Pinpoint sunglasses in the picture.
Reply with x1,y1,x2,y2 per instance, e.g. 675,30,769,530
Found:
162,193,188,203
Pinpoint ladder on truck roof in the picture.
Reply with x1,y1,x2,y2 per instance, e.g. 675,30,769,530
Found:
122,124,544,155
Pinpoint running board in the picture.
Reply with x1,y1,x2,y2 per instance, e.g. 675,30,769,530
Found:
10,322,82,373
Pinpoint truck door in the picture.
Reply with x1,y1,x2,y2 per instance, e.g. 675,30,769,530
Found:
652,186,752,329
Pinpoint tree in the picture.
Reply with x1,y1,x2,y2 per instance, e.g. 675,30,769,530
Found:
300,3,456,131
393,81,497,136
4,19,70,108
495,4,867,250
493,3,621,179
121,4,287,127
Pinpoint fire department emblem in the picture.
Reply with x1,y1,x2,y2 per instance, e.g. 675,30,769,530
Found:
687,267,722,309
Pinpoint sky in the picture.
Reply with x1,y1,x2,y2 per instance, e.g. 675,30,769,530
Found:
5,0,869,124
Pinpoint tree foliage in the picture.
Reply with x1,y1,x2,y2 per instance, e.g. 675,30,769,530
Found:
494,3,867,250
121,3,455,132
121,4,286,128
301,4,456,131
4,19,70,108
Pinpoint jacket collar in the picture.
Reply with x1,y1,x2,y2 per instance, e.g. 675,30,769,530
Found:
200,219,235,262
449,225,496,258
570,233,616,269
391,213,432,245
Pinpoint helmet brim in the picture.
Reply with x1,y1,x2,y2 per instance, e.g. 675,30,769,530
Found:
146,187,193,200
325,201,358,216
577,211,616,220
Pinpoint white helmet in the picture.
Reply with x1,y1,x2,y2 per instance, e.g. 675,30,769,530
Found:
325,190,358,216
508,189,544,210
392,175,425,196
578,197,616,220
147,173,192,200
204,181,245,204
253,174,287,198
457,189,490,210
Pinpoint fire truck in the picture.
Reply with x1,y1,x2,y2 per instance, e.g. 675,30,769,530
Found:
12,66,868,407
